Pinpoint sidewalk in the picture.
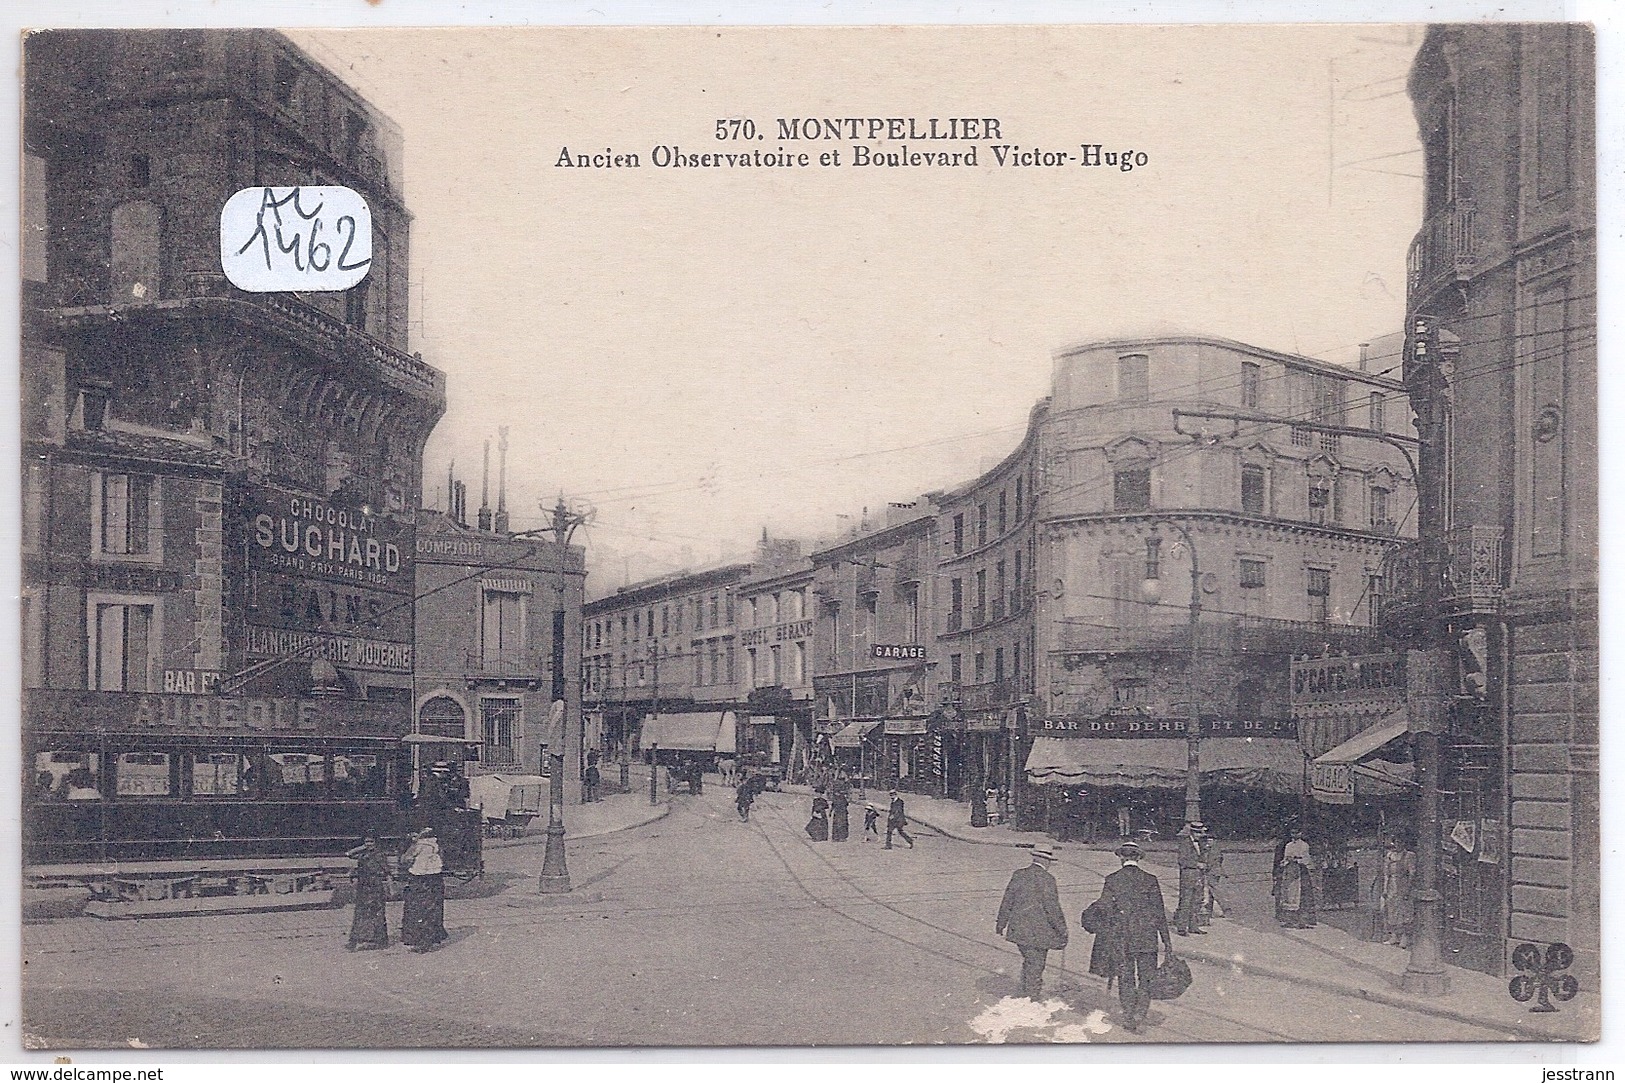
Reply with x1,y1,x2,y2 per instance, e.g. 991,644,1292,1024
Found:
899,789,1598,1042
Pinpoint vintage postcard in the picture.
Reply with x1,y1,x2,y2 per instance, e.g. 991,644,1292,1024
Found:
16,22,1598,1050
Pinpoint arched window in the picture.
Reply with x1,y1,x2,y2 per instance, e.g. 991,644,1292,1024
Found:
418,695,467,739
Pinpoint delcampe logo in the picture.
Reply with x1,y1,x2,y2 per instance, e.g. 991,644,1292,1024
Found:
220,185,372,293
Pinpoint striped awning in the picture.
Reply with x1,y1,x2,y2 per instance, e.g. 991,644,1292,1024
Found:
831,720,883,748
1025,736,1305,795
641,712,736,753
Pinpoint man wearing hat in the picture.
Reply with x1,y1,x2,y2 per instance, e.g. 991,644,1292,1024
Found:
1090,842,1175,1032
1174,821,1209,936
884,789,914,849
995,844,1069,1000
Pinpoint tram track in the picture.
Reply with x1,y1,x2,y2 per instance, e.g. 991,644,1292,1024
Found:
745,795,1304,1043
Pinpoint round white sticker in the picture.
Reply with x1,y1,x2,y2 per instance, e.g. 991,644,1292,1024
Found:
219,186,372,293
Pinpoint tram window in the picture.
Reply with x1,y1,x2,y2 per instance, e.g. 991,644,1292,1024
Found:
332,753,385,798
267,751,327,798
34,751,101,800
192,752,250,797
115,752,172,797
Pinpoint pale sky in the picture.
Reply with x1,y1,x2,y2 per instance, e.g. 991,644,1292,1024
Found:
289,25,1425,592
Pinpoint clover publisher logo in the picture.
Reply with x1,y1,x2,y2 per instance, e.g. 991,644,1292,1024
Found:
1508,942,1578,1013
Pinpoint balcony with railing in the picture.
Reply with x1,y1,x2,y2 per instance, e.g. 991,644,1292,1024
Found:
959,679,1018,711
1446,525,1506,613
1059,615,1383,657
48,272,448,400
1407,198,1481,298
1378,525,1505,639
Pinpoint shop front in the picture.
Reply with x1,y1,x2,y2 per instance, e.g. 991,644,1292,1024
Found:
1024,724,1304,842
1292,653,1416,843
640,711,737,769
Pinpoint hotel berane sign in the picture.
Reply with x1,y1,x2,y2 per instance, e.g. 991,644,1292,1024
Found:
230,483,416,673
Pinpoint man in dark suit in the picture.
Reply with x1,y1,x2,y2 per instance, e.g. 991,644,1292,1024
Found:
1091,841,1175,1032
885,789,914,849
1175,821,1209,936
995,843,1069,1000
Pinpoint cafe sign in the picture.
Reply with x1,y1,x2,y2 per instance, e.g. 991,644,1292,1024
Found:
1291,653,1405,709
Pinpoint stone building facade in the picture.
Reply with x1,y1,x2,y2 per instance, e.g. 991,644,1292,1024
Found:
412,505,585,801
1031,336,1413,837
20,30,444,859
928,401,1048,823
581,562,752,762
808,504,941,793
1401,25,1597,981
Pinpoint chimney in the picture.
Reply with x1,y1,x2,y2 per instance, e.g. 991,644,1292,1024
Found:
477,439,493,531
454,480,468,527
446,461,455,519
494,426,511,534
1358,342,1370,372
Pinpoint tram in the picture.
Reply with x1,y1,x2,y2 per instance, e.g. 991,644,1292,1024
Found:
23,690,482,918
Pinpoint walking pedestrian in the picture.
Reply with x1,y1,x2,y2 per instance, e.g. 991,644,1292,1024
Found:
1174,821,1208,936
1087,841,1175,1033
1116,803,1132,840
344,836,390,951
400,827,447,953
735,776,755,822
805,786,830,841
995,843,1069,1001
583,759,601,803
885,789,914,849
863,803,880,842
1378,836,1417,947
831,783,851,842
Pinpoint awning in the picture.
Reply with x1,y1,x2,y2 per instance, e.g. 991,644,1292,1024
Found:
1025,737,1305,796
642,712,735,753
1314,710,1409,765
832,720,883,748
467,773,548,819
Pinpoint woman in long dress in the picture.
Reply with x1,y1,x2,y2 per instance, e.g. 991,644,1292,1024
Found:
1273,831,1318,928
345,837,390,951
400,828,447,952
805,787,830,841
831,782,850,842
1380,838,1417,946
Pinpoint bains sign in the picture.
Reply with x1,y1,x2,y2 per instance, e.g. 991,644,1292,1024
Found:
231,484,415,673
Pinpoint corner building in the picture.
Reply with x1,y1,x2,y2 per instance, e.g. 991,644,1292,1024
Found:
1400,25,1597,981
1030,336,1414,840
21,31,445,861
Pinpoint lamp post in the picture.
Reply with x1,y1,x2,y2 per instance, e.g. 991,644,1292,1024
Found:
537,496,588,895
1139,520,1203,826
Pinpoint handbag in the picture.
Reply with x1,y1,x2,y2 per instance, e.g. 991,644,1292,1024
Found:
1148,954,1192,1000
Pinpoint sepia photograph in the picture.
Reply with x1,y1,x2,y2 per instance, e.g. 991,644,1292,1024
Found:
14,17,1599,1051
